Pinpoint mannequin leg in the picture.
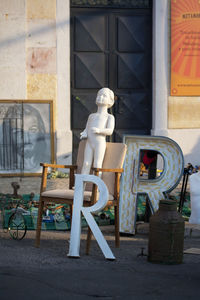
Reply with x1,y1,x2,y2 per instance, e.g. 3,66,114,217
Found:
93,141,106,169
86,142,106,254
81,142,93,174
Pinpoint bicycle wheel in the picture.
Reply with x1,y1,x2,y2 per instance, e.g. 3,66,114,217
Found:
8,212,27,240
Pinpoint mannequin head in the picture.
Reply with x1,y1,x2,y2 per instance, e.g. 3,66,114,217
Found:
96,88,114,108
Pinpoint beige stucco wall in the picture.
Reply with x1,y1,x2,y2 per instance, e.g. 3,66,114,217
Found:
0,0,72,167
0,0,199,169
0,0,26,99
168,97,200,128
26,0,57,101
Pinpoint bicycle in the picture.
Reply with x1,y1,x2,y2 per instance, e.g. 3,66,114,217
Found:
0,193,35,240
6,197,27,240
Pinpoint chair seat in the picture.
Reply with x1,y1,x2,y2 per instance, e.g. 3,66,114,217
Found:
41,189,114,201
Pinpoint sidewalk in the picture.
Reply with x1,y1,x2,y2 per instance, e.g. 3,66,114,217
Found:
0,176,200,299
1,221,200,299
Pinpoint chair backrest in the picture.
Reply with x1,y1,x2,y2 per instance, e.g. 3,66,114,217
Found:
76,140,127,196
101,142,127,196
76,139,87,174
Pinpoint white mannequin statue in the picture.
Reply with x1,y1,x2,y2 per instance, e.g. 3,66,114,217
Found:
80,88,115,174
189,171,200,224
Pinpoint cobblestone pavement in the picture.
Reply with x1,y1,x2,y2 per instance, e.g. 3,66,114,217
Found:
1,176,200,299
0,222,200,299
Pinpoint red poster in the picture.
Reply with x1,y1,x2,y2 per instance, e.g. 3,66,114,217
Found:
171,0,200,96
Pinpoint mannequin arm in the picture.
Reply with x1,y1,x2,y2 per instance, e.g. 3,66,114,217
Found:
80,129,87,139
80,119,89,139
92,114,115,136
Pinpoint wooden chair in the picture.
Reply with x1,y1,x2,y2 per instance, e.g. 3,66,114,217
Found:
35,140,127,253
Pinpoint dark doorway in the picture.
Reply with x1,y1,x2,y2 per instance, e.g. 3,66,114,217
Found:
70,1,152,161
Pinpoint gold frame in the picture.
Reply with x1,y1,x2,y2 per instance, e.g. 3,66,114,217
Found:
0,99,55,177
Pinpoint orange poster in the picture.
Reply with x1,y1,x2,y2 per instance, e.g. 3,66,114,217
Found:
171,0,200,96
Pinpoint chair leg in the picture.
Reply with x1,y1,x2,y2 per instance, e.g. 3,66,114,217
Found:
86,227,92,255
114,205,120,248
35,198,44,248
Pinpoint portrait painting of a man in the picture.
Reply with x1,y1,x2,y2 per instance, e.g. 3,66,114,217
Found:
0,101,53,174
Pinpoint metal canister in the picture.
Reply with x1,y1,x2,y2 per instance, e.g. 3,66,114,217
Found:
148,199,185,264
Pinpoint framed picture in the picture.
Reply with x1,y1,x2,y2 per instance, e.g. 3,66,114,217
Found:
0,100,55,175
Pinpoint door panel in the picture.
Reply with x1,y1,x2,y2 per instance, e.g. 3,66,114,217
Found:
117,15,150,52
75,53,106,89
115,93,151,129
71,93,97,129
74,15,106,52
114,12,152,136
71,6,152,160
117,54,149,89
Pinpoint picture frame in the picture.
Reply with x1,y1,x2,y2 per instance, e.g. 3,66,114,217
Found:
0,100,55,176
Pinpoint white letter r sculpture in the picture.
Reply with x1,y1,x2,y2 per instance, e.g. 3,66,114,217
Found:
68,174,115,260
68,88,116,260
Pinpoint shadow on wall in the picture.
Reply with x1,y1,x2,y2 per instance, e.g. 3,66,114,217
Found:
0,19,70,49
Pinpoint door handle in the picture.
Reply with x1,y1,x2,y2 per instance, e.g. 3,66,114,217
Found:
116,96,124,114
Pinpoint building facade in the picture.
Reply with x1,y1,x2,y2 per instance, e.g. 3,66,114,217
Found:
0,0,199,174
